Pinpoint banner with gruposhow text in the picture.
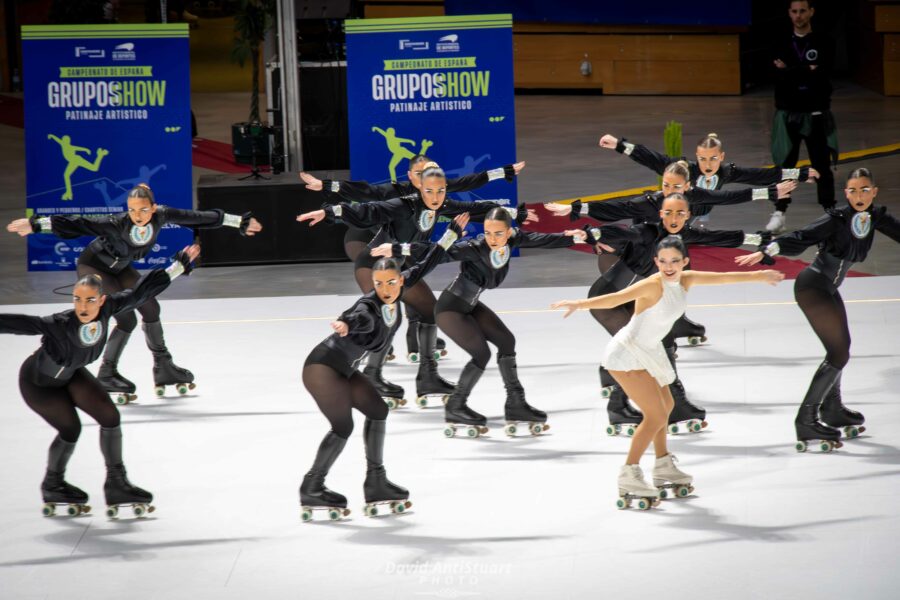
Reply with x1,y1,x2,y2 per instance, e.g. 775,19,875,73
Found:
344,14,517,240
21,24,192,271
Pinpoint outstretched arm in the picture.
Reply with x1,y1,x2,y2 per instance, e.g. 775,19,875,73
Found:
551,277,660,317
105,245,200,315
682,269,783,289
599,134,674,176
446,162,524,193
875,207,900,243
0,313,53,336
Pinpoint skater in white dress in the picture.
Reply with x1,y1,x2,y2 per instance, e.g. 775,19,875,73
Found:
552,236,784,508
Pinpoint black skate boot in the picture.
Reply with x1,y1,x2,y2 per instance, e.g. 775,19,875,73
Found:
405,318,421,363
670,314,707,346
143,320,195,397
363,346,406,409
818,371,865,438
443,360,488,438
300,431,349,521
41,436,90,516
415,323,455,405
795,361,844,452
665,346,707,434
499,354,548,436
100,426,154,518
601,366,642,436
362,419,410,516
98,327,137,405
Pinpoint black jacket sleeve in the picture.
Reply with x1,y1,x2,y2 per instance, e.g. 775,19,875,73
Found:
618,140,675,176
0,314,53,336
324,198,410,228
105,268,174,316
339,303,377,335
33,214,115,239
571,196,659,223
680,226,746,248
515,230,576,249
157,206,225,228
321,179,403,203
874,206,900,244
402,241,448,288
767,213,835,256
688,185,776,207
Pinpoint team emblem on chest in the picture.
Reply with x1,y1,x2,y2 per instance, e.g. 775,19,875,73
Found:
490,246,510,269
381,303,397,326
851,212,871,239
78,321,104,346
696,174,718,190
417,210,436,232
129,223,154,245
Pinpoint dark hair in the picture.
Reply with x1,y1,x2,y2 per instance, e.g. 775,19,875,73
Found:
127,183,155,204
846,167,875,185
74,273,103,294
696,133,722,150
789,0,813,8
409,154,431,171
484,206,512,226
655,235,688,258
663,160,691,181
373,257,402,274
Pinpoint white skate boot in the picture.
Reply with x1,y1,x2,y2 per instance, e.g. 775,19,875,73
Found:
652,453,694,499
765,210,786,234
616,464,660,510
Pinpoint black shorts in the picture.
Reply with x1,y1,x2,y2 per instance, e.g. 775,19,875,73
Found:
304,342,357,379
435,291,476,316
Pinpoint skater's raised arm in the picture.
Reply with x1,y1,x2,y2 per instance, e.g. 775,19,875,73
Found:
158,206,262,236
7,213,115,239
681,269,784,289
552,276,662,317
445,161,524,193
104,245,200,316
0,313,54,336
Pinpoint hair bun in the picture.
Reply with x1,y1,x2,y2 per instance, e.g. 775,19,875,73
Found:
421,161,440,170
707,132,718,138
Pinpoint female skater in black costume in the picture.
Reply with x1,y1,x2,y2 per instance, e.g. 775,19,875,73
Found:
0,245,199,517
298,217,466,521
736,167,900,452
6,184,261,402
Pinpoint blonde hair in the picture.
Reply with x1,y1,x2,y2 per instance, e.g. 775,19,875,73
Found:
697,133,723,150
663,160,691,181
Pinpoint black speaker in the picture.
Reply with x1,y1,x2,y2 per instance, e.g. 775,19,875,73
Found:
299,63,349,170
197,171,348,266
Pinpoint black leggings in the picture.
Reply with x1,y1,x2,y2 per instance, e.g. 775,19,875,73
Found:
19,356,120,443
76,261,161,332
794,269,851,369
777,113,835,211
302,364,389,439
588,277,635,339
435,294,515,369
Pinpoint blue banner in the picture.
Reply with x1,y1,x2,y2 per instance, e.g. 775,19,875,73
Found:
344,14,517,240
21,24,193,271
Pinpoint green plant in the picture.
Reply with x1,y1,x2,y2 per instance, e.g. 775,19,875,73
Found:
231,0,276,123
659,120,683,188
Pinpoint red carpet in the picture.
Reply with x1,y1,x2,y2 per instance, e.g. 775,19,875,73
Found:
522,203,871,279
191,138,254,174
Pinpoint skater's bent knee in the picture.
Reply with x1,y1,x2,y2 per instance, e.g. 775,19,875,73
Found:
828,351,849,370
114,311,138,333
57,424,81,443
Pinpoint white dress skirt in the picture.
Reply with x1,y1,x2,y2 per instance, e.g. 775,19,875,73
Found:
602,279,687,386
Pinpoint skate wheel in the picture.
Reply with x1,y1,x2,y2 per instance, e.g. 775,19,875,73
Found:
301,508,312,522
416,396,428,408
820,440,835,453
365,504,378,517
441,395,449,406
529,423,544,435
176,383,189,395
677,485,691,498
658,488,668,500
115,395,128,405
616,497,629,510
477,426,489,435
795,441,808,453
505,423,517,437
687,336,705,346
844,426,859,438
443,426,456,438
386,398,397,410
386,353,396,362
466,426,479,438
433,351,442,361
407,353,420,364
391,501,408,514
328,508,342,521
637,498,651,510
600,386,613,399
154,386,165,397
690,420,703,433
669,423,680,435
625,426,636,437
106,506,119,518
42,503,56,517
67,505,80,517
606,424,618,436
134,504,146,517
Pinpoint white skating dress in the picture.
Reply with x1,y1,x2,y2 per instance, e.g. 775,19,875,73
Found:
602,279,686,386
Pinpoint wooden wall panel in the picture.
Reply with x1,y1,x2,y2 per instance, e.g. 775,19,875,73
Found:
608,60,740,95
875,5,900,32
884,60,900,95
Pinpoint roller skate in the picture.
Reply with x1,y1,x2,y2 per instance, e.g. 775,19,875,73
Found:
616,464,661,510
362,420,411,517
415,324,455,407
406,321,446,363
795,361,843,453
363,346,406,409
601,367,642,436
385,345,396,362
819,373,865,439
443,361,489,438
499,354,549,437
104,464,154,518
652,453,694,499
670,315,707,347
98,328,137,405
41,436,90,516
144,321,196,397
766,210,786,235
666,347,707,434
300,432,350,522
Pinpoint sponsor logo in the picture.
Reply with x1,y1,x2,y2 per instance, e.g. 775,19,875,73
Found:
147,257,167,265
31,260,53,265
399,39,429,51
806,49,818,62
436,34,460,53
54,242,71,255
75,46,105,59
152,243,161,252
113,42,136,61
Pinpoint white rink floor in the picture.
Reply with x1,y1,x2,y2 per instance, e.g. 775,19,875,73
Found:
1,276,899,600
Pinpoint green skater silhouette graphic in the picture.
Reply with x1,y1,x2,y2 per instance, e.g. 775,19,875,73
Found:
47,134,109,200
371,126,433,182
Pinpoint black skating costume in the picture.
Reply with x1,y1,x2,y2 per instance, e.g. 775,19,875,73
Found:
582,221,771,433
395,228,578,435
758,204,900,449
1,253,194,515
320,175,527,401
299,228,456,519
29,207,256,399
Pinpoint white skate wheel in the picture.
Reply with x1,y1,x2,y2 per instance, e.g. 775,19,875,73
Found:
115,395,128,405
433,351,442,361
328,508,342,521
616,497,628,510
134,504,146,517
677,486,690,498
407,353,420,364
601,386,613,399
301,508,312,522
106,506,119,518
505,424,517,437
529,423,544,435
466,427,479,438
177,384,189,395
365,504,378,517
67,505,80,516
795,441,808,453
658,488,669,500
844,426,859,438
690,420,703,433
42,503,55,517
443,426,455,438
386,398,397,410
606,424,617,436
416,396,428,408
820,441,835,452
154,386,165,397
637,498,651,510
669,424,680,435
393,502,406,514
625,425,636,437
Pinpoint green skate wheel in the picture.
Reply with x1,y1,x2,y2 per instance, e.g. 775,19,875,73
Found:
529,423,544,435
115,395,127,405
601,386,613,399
67,505,80,516
606,424,617,436
625,426,636,437
688,336,701,346
177,384,189,395
154,386,165,397
820,441,834,452
677,486,690,498
301,508,312,522
134,504,146,517
658,488,668,500
433,350,442,361
416,396,428,408
106,506,118,518
407,352,420,364
845,426,859,438
690,421,703,432
392,501,406,514
443,426,455,438
669,423,680,435
365,505,378,517
795,441,808,452
466,427,479,438
42,503,55,517
505,424,517,437
328,509,341,521
386,398,397,410
637,498,650,510
616,497,628,509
